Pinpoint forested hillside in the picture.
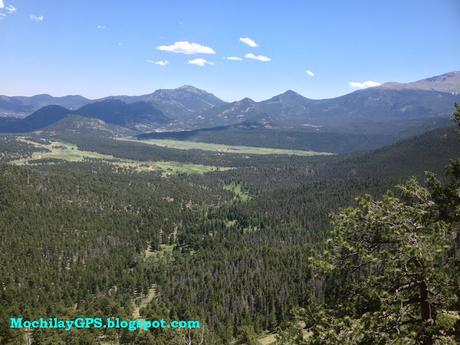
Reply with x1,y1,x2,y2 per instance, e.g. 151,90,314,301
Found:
2,72,460,152
0,106,459,344
3,0,459,343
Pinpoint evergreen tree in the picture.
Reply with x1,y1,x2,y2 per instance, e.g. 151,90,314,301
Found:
306,105,460,344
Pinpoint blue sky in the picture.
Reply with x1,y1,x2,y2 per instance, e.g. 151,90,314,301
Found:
0,0,459,101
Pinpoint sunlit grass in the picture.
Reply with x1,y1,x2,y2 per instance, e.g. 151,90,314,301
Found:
127,138,333,156
11,137,231,176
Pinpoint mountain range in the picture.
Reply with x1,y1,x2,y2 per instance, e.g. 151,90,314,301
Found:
103,85,227,120
378,71,460,94
0,94,90,118
189,72,460,129
0,86,225,121
0,100,169,133
1,71,459,151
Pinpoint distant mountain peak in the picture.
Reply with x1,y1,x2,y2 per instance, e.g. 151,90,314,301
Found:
281,90,302,97
424,71,460,82
261,90,311,109
379,71,460,94
279,89,311,101
150,85,207,97
138,85,227,120
175,85,209,94
31,93,53,98
237,97,256,104
1,71,459,133
35,104,69,112
92,99,125,105
45,114,135,136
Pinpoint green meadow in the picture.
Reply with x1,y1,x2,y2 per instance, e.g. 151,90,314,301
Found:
11,137,228,176
129,138,333,156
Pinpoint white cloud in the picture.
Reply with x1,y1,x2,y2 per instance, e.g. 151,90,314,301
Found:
0,3,17,18
306,70,315,77
188,58,214,66
157,41,215,55
226,56,243,61
348,80,381,89
147,59,169,66
30,14,44,22
97,24,106,29
6,4,15,13
245,53,271,62
240,37,258,47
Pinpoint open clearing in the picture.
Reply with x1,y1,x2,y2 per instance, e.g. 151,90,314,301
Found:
126,138,333,157
11,137,230,176
258,333,277,345
224,183,250,202
12,137,114,163
257,328,312,345
132,286,157,320
111,160,230,176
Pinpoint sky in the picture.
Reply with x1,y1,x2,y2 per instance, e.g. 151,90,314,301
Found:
0,0,459,102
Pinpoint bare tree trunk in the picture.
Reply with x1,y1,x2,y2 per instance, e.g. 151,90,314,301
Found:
184,329,192,345
419,280,433,345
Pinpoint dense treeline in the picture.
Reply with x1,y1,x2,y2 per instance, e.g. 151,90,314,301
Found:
0,114,459,344
138,126,396,153
0,162,231,344
138,117,453,154
276,106,460,345
54,133,325,168
0,136,44,162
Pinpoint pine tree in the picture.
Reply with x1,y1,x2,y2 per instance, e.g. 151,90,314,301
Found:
306,104,460,344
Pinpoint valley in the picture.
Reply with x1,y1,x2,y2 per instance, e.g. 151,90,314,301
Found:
2,1,460,343
1,72,460,345
8,137,230,176
1,72,460,156
1,107,459,343
126,138,332,156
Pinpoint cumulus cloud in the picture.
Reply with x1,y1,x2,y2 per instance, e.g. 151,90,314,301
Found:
188,58,214,66
157,41,215,55
6,4,15,13
0,2,17,18
97,24,106,29
147,59,169,66
30,14,44,22
240,37,258,47
226,56,243,61
348,80,381,89
306,70,314,77
245,53,271,62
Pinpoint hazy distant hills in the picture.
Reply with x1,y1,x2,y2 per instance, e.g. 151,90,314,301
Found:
303,88,459,126
378,71,460,94
1,71,459,153
321,126,460,178
138,115,454,154
189,97,270,127
0,85,225,121
12,105,71,132
101,85,227,122
194,73,460,128
0,100,170,133
75,100,169,129
0,94,90,118
138,85,227,120
45,115,135,137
